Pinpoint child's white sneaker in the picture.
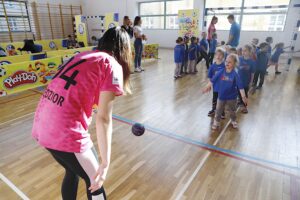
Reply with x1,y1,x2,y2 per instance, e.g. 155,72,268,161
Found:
212,120,220,130
231,121,238,129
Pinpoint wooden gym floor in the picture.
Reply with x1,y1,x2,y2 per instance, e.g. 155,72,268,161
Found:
0,49,300,200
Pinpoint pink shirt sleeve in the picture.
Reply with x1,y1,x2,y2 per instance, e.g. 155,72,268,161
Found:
99,58,124,96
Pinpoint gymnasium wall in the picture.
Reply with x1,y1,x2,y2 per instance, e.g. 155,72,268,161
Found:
0,0,81,43
82,0,299,57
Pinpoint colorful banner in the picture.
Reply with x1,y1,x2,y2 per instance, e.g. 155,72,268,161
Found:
178,9,200,38
0,47,94,65
0,57,62,96
105,13,119,30
75,15,88,47
0,52,45,65
0,39,68,57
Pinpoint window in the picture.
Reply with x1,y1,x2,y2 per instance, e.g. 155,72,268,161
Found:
0,1,30,32
205,0,290,31
139,0,193,30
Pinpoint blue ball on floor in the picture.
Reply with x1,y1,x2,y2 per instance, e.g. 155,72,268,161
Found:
132,123,145,136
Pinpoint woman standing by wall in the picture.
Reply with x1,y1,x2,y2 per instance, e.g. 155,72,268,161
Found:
207,16,218,45
133,16,147,73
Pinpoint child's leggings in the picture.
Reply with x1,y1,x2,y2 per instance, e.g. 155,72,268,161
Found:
215,99,237,122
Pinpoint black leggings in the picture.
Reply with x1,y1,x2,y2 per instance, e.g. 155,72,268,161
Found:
208,52,215,65
197,51,210,69
253,70,266,87
47,147,106,200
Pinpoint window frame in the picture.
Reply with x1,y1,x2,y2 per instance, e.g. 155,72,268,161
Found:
0,0,31,33
204,0,290,32
139,0,191,30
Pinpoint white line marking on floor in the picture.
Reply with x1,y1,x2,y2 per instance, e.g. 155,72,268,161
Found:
173,108,240,200
0,173,30,200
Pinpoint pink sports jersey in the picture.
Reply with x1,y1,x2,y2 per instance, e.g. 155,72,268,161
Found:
32,51,124,153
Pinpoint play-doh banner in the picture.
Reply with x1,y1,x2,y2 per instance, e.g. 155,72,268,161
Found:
0,46,94,65
178,9,200,38
0,52,45,65
0,57,62,96
0,39,67,55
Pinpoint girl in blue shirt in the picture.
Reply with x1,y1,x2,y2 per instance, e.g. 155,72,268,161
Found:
269,43,294,75
174,37,185,79
203,53,248,129
207,48,225,116
237,45,255,113
253,42,269,89
188,37,198,73
181,37,190,74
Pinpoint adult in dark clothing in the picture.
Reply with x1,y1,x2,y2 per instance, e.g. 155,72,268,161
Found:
121,16,133,39
18,39,38,53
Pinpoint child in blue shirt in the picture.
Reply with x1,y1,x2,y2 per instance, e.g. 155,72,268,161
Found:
253,42,269,89
197,32,210,70
174,37,185,79
237,45,255,113
188,37,198,73
208,33,217,65
207,48,226,116
181,37,189,74
269,42,294,75
203,53,247,129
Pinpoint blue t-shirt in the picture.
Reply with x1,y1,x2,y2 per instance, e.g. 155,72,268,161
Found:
237,57,255,87
208,62,225,92
256,51,269,71
209,39,217,53
229,22,240,47
200,39,208,52
174,44,185,63
271,48,284,63
189,44,197,60
212,68,244,100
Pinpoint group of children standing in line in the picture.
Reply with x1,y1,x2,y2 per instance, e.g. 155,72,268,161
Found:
174,34,292,130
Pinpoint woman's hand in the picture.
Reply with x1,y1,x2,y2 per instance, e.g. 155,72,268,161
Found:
89,163,109,193
142,34,147,41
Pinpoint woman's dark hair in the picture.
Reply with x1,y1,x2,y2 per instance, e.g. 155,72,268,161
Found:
176,37,183,44
134,16,141,26
98,27,132,94
211,16,218,24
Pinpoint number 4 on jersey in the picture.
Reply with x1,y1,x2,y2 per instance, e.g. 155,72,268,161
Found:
53,58,86,90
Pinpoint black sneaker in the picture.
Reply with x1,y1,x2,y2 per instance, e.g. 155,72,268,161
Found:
256,86,262,89
275,71,281,75
208,110,215,116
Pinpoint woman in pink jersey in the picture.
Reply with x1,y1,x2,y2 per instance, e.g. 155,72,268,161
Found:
32,27,132,200
207,16,218,46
